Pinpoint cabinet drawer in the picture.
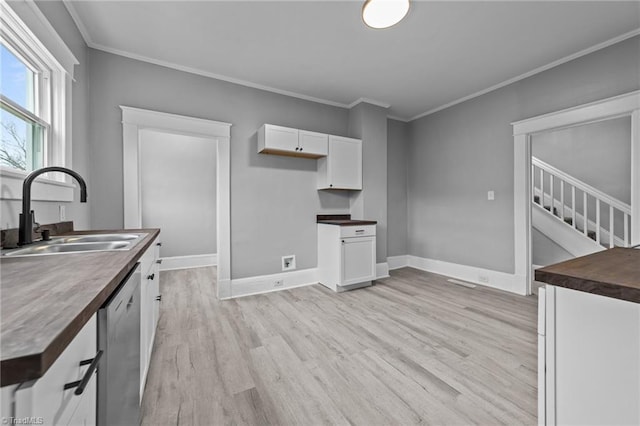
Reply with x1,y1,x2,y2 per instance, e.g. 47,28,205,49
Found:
340,225,376,238
14,315,98,425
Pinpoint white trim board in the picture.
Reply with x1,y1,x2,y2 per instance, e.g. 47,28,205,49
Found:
512,90,640,296
121,106,232,300
376,262,390,280
387,255,409,270
228,268,319,299
159,254,217,272
406,255,525,295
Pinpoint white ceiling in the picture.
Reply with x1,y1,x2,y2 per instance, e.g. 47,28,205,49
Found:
64,1,640,120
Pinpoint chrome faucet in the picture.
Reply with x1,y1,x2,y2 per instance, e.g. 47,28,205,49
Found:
19,167,87,246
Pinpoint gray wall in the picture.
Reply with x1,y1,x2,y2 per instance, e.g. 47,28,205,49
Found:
1,1,90,230
140,130,216,258
408,36,640,274
87,49,352,279
532,228,573,267
387,119,409,257
532,116,631,204
348,103,388,263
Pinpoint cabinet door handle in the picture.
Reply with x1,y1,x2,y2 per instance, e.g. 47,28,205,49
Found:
156,259,163,264
295,147,299,151
299,147,303,151
156,295,162,302
342,240,345,244
64,350,103,395
156,242,162,247
329,184,333,188
147,273,155,280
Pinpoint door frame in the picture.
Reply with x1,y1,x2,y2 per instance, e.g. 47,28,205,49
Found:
512,90,640,295
121,106,232,299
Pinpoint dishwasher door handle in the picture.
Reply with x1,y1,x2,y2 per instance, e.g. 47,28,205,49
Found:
64,350,103,395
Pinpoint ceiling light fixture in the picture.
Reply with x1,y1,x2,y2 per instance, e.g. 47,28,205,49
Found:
362,0,410,29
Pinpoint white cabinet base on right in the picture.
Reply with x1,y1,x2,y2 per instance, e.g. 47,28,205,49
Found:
541,285,640,425
317,224,376,292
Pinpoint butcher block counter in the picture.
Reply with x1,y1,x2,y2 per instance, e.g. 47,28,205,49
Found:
0,228,160,386
535,246,640,304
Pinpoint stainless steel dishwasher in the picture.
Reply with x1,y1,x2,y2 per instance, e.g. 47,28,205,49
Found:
98,263,141,426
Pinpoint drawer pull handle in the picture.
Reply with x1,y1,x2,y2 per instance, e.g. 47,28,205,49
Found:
156,259,163,264
156,295,162,302
147,273,155,280
64,350,103,395
156,242,162,247
355,229,365,233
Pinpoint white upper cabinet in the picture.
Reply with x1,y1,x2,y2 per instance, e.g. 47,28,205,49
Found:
298,130,329,157
258,124,328,158
317,135,362,190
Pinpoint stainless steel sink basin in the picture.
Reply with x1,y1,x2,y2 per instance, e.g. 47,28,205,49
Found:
2,232,148,257
56,233,144,243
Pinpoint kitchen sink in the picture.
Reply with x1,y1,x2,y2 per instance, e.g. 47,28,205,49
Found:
2,233,148,257
55,233,144,243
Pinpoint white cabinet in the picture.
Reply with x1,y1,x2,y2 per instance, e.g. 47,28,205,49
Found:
140,236,161,401
317,224,376,292
542,285,640,425
258,124,328,158
3,315,98,426
317,135,362,190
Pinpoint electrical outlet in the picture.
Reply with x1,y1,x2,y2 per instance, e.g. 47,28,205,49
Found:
282,255,296,271
59,205,66,221
478,275,489,283
274,279,284,287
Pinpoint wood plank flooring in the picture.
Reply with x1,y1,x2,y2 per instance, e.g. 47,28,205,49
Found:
141,267,538,425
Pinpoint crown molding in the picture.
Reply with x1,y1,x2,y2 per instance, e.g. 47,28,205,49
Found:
347,97,391,109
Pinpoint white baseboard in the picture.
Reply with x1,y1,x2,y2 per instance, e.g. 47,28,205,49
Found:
376,262,390,279
387,255,409,270
230,268,318,299
160,253,217,271
406,255,525,295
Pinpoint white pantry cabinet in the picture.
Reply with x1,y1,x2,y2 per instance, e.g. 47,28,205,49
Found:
1,315,98,426
139,236,161,401
258,124,328,158
317,135,362,190
317,224,376,292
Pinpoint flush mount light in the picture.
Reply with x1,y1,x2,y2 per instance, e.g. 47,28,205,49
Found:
362,0,410,29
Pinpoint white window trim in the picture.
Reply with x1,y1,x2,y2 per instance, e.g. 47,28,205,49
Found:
0,0,78,202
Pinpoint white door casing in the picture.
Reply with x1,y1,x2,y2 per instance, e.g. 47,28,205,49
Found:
121,106,232,299
512,90,640,295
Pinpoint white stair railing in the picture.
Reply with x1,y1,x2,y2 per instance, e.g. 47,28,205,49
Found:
532,157,632,248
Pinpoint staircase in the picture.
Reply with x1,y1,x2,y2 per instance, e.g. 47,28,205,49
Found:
532,157,632,254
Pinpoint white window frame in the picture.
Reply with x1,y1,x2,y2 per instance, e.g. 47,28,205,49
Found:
0,0,78,202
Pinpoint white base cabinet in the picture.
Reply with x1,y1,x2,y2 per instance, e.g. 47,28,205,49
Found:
540,285,640,425
1,315,98,426
317,224,375,292
140,236,161,401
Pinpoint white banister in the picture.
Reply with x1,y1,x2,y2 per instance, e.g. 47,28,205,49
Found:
532,156,632,248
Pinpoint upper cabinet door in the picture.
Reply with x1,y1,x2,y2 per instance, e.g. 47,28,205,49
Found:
319,135,362,190
298,130,328,157
258,124,299,154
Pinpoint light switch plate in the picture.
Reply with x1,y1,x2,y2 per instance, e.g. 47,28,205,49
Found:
487,190,495,201
59,205,66,221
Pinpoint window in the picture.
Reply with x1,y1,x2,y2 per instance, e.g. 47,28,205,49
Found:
0,0,76,187
1,42,49,172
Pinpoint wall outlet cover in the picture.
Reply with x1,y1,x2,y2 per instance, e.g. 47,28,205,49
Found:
282,255,296,271
274,279,284,287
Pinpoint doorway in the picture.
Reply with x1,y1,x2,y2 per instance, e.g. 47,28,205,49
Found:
121,106,232,299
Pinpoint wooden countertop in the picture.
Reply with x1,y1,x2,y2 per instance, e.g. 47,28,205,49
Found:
317,220,378,226
0,228,160,386
535,247,640,304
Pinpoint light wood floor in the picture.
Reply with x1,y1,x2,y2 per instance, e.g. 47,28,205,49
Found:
141,267,538,425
